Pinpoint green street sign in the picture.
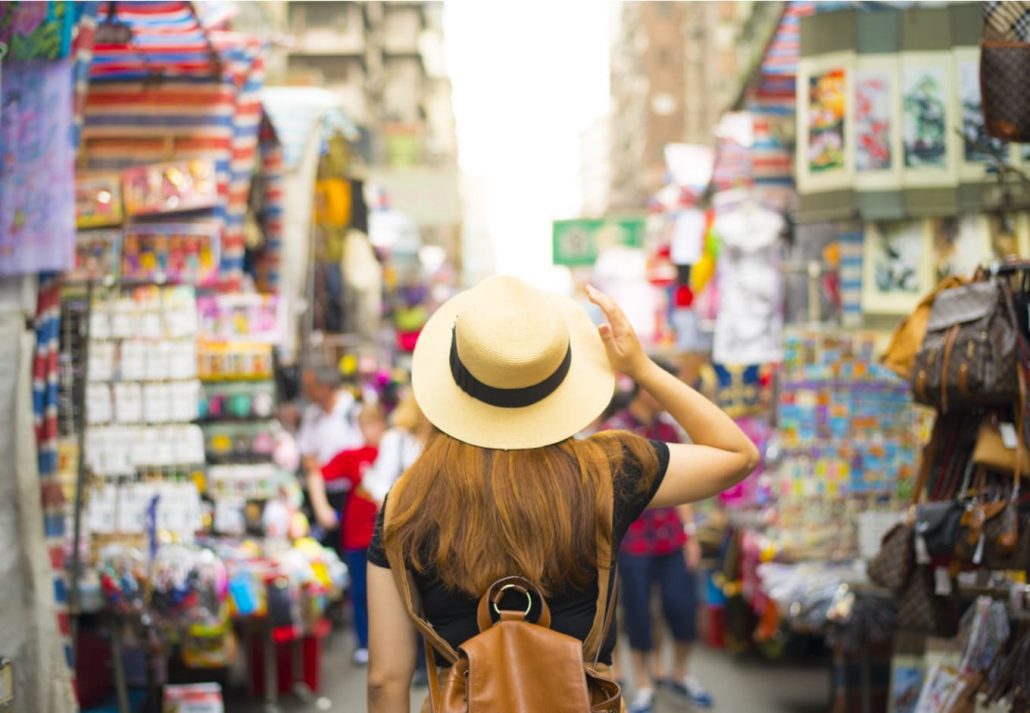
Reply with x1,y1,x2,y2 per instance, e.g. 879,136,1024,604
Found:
551,217,646,266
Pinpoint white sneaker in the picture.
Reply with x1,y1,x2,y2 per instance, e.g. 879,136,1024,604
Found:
352,648,369,666
629,688,654,713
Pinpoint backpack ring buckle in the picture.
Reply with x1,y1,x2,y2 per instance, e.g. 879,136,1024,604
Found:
492,583,533,617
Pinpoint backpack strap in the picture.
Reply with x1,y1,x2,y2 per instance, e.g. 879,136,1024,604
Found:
382,494,458,712
582,524,618,665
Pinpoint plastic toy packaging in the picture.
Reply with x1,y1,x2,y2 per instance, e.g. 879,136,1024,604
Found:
197,294,280,343
123,160,217,217
73,230,123,280
121,224,221,285
76,173,124,228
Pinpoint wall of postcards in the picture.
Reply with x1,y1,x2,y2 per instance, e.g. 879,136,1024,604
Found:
772,331,935,559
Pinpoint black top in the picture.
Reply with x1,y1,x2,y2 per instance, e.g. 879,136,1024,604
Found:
366,439,671,665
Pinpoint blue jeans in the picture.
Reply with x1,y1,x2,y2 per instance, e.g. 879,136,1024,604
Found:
618,551,698,652
345,548,369,649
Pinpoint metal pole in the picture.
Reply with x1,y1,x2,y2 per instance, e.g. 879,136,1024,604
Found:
68,279,94,657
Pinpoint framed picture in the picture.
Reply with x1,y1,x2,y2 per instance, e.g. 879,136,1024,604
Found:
900,53,958,187
955,48,1009,181
932,215,991,282
854,56,902,190
797,53,854,194
861,220,935,314
982,212,1030,260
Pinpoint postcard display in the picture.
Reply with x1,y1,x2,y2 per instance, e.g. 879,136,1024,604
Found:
773,332,932,561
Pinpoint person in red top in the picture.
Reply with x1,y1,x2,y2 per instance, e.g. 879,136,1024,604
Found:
316,403,386,665
599,359,711,713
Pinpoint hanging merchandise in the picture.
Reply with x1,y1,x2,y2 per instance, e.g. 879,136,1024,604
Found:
0,58,76,277
712,194,785,365
121,224,221,286
75,173,124,229
72,230,122,281
122,160,218,218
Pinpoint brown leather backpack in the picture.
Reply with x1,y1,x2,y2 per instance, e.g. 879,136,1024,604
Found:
383,497,622,713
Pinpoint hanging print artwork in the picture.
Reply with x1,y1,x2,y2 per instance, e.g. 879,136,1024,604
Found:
901,65,948,169
808,68,847,174
855,68,893,172
861,220,934,314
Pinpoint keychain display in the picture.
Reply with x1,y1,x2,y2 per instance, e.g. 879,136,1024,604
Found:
121,223,221,285
122,160,217,217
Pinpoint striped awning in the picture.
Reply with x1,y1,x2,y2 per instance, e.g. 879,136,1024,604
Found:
89,1,220,82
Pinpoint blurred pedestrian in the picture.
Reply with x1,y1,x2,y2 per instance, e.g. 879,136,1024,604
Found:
311,403,388,665
600,359,712,713
297,361,363,471
363,388,433,505
364,277,758,713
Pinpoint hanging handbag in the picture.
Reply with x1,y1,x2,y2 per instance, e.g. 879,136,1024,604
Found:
867,523,915,592
980,39,1030,142
972,420,1029,477
896,565,959,637
911,279,1020,413
882,276,966,381
914,501,965,559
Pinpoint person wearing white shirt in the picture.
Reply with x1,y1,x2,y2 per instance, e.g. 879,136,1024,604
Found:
297,363,363,471
363,390,431,505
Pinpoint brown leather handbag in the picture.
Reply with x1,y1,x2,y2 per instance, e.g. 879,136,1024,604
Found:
383,498,622,713
911,280,1020,413
881,276,965,381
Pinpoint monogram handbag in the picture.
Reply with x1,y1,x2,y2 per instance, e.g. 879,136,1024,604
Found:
867,523,915,592
882,276,966,381
911,280,1020,413
981,39,1030,142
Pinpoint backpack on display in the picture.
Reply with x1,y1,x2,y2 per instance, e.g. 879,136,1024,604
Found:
383,498,622,713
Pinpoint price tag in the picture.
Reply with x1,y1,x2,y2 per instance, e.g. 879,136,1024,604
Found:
933,566,952,596
999,422,1018,450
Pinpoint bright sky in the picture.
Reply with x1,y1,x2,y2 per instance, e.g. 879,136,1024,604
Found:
444,1,613,286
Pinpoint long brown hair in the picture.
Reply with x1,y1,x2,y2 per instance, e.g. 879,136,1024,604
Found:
384,429,658,597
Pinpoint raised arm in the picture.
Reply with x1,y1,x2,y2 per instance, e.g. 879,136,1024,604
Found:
587,286,759,507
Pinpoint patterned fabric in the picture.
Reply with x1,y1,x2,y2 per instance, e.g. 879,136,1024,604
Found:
257,116,285,293
983,1,1030,42
211,31,266,285
88,1,216,81
0,1,74,60
600,409,684,557
84,9,268,284
32,277,73,672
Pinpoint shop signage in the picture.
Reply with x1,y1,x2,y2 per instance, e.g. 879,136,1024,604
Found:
552,217,645,266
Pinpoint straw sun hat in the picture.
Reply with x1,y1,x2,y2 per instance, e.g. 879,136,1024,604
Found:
411,275,615,450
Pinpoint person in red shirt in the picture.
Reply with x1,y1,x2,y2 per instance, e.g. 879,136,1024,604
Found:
599,359,711,713
317,403,386,665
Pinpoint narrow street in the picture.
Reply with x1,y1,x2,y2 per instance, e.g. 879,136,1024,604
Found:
240,629,830,713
